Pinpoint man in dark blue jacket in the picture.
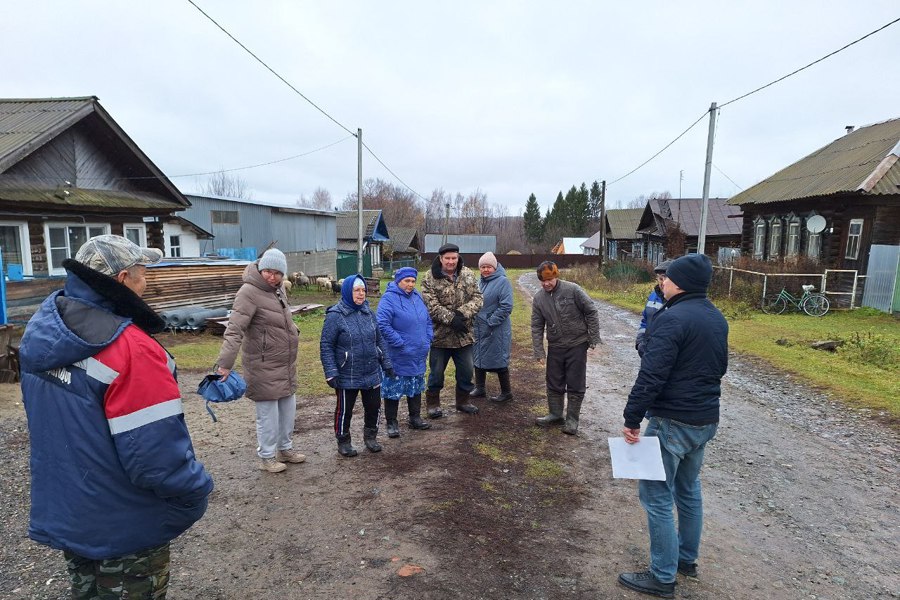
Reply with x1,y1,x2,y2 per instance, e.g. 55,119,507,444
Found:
20,235,213,599
618,253,728,599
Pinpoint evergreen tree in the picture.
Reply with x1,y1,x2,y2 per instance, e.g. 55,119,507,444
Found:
571,182,590,235
589,181,603,225
523,193,544,244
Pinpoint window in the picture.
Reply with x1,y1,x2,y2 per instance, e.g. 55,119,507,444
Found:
169,235,182,258
753,218,766,258
46,224,108,275
768,217,782,258
786,216,801,257
807,232,821,259
211,210,239,225
845,219,863,260
607,240,617,260
124,225,145,246
0,222,28,274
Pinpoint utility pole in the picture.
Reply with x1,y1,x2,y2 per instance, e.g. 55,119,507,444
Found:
697,102,717,256
679,170,684,199
598,180,607,270
357,128,364,274
442,202,450,245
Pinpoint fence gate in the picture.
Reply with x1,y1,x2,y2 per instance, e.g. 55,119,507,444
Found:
861,244,900,313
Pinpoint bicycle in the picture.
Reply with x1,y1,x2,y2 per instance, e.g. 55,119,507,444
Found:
761,285,830,317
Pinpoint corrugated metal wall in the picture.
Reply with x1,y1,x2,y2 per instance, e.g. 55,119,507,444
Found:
861,244,900,313
181,196,335,255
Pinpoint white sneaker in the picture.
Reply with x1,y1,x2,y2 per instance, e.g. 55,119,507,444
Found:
276,449,306,464
259,457,287,473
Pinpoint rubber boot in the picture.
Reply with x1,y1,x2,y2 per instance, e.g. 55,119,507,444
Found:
561,393,584,435
337,434,358,457
470,368,486,398
426,389,443,419
363,427,382,452
490,369,513,403
536,391,564,426
385,399,401,438
407,394,431,430
455,386,479,414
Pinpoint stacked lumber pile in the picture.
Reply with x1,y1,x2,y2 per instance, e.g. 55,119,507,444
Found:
144,263,246,312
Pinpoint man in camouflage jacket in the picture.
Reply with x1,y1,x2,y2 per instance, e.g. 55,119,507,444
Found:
421,243,483,417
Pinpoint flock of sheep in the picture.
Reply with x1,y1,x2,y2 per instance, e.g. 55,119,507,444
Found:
285,271,344,294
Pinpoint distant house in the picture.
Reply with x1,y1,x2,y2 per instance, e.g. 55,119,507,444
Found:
424,234,496,254
635,197,742,264
182,194,337,276
727,118,900,275
0,96,190,277
551,237,589,255
582,208,644,260
336,209,389,269
161,215,214,258
386,226,421,261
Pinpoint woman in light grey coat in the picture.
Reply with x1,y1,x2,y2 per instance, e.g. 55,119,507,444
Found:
471,252,514,403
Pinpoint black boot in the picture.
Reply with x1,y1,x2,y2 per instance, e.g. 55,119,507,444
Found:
426,389,443,419
337,434,357,457
385,399,401,438
562,393,584,435
363,427,382,452
407,394,431,430
470,368,486,398
455,386,479,414
536,391,564,425
490,369,513,403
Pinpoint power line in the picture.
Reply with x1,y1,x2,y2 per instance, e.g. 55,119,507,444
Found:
169,136,355,178
712,163,742,190
608,110,709,186
361,142,427,201
720,16,900,108
186,0,356,137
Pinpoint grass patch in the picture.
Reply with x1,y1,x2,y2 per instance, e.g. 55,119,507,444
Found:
474,442,516,464
586,280,900,416
524,457,565,480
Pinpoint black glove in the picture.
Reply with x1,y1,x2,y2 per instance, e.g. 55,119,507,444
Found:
326,378,337,389
384,367,397,379
450,310,467,333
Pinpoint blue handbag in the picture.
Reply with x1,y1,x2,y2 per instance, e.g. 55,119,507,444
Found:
197,371,247,422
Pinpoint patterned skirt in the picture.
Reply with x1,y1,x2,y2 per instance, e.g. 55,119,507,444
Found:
380,374,426,400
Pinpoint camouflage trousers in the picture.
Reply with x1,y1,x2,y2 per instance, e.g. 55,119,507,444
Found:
63,543,170,599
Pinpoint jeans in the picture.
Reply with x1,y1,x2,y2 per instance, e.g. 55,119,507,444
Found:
426,345,474,393
638,416,718,583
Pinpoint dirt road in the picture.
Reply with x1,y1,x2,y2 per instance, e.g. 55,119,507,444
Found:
0,273,897,599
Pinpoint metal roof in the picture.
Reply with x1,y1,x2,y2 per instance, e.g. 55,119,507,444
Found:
728,117,900,206
388,226,419,252
424,234,496,254
336,210,384,240
606,208,645,240
637,198,740,237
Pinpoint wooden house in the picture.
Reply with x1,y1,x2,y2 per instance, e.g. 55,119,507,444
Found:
727,118,900,275
635,197,741,264
336,209,389,269
0,96,190,277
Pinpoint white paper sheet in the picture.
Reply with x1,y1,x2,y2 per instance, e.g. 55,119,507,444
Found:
608,437,666,480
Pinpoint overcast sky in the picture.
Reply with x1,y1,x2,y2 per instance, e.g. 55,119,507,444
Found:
6,2,899,214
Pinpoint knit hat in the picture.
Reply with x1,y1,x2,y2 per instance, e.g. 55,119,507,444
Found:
258,248,287,274
75,234,162,276
665,254,712,294
438,243,459,255
653,259,673,274
478,252,498,269
394,266,418,283
536,261,559,281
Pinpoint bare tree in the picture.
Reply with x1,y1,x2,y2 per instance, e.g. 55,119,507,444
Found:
342,178,425,230
297,187,333,210
425,188,450,233
458,189,493,234
201,171,252,199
